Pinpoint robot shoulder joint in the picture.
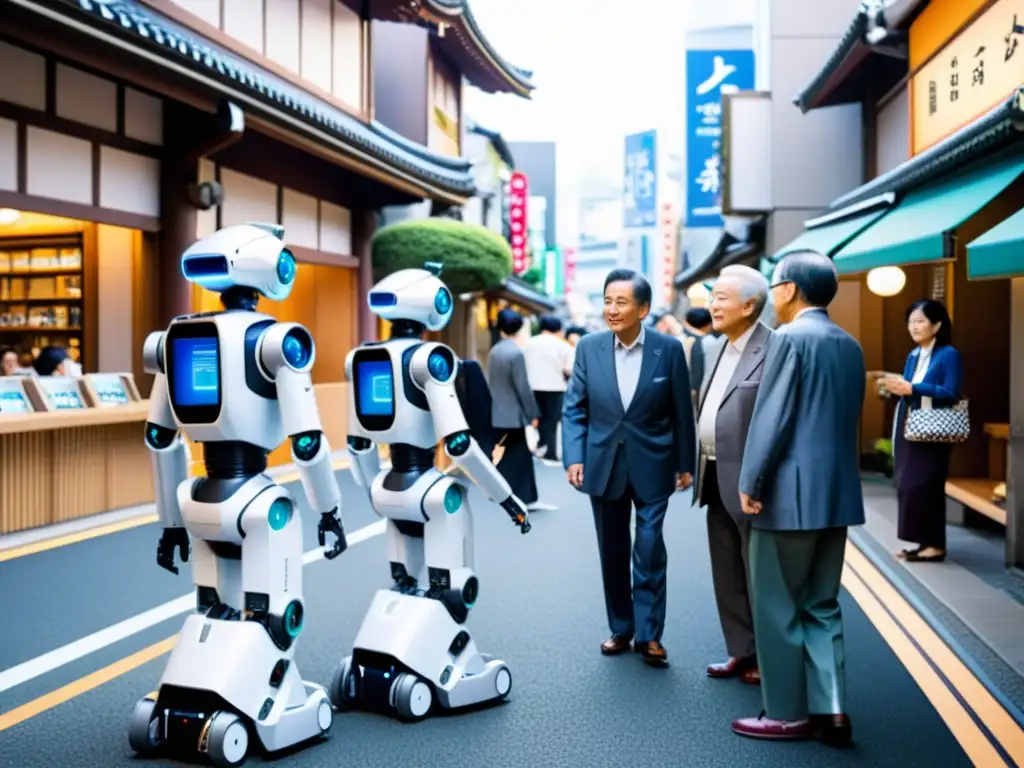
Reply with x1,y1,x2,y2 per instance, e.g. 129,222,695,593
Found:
410,342,458,386
142,331,166,375
258,321,316,376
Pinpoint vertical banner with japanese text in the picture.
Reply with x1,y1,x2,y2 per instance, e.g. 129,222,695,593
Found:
685,49,756,228
910,0,1024,154
508,172,529,273
623,131,658,228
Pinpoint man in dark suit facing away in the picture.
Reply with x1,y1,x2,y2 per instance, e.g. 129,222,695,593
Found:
562,269,697,666
731,251,866,748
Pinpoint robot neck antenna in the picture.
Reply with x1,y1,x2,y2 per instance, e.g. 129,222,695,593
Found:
389,319,426,339
220,286,261,311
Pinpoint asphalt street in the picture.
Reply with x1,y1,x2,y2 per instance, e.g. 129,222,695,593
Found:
0,463,971,767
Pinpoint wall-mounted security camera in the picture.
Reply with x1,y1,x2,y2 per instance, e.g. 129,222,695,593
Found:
186,180,224,211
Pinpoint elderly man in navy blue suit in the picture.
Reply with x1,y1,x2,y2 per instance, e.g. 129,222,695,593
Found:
562,269,696,666
730,251,865,748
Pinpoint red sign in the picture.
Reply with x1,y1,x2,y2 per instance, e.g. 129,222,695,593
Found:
508,171,529,274
564,247,577,292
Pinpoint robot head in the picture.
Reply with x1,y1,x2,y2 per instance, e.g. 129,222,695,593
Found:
180,223,297,303
367,263,454,333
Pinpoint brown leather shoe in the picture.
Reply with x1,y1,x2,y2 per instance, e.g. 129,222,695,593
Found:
636,641,668,666
600,634,633,655
707,657,742,678
732,713,811,740
740,667,761,686
811,714,853,748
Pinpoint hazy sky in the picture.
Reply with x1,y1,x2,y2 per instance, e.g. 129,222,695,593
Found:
463,0,690,184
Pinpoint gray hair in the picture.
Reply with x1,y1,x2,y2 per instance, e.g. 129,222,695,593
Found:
716,264,769,319
773,250,838,307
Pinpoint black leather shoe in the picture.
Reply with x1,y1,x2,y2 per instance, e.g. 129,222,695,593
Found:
600,634,633,655
811,714,853,748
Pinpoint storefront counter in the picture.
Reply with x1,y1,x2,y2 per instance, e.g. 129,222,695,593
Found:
0,401,153,534
0,382,353,536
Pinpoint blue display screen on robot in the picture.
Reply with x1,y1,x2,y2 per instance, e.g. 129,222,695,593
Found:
356,360,394,417
171,336,221,407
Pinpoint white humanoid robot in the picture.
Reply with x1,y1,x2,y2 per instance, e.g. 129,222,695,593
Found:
328,263,531,722
128,223,348,767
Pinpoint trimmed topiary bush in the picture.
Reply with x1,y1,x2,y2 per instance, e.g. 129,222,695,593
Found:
371,218,513,295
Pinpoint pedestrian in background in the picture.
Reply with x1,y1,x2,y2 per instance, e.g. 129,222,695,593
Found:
487,308,543,509
524,314,573,463
694,265,772,687
563,268,696,667
682,307,713,395
731,250,865,748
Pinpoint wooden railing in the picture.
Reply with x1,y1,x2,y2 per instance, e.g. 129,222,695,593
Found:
0,382,350,536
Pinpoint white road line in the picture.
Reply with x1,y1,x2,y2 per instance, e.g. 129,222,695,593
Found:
0,519,386,695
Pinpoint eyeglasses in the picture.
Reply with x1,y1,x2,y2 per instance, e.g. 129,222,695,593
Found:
769,279,793,289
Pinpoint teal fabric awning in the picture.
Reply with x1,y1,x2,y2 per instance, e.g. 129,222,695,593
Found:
966,208,1024,280
833,151,1024,274
772,206,890,262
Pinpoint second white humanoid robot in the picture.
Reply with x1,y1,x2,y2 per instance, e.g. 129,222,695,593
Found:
129,223,348,767
329,263,532,722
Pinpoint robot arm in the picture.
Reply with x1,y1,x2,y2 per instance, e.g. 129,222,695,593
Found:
410,343,531,534
343,349,381,494
142,331,191,575
259,322,348,559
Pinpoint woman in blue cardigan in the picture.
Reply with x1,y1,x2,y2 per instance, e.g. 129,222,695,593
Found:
880,300,962,563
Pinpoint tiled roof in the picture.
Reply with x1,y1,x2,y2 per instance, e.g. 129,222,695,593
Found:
828,88,1024,210
61,0,475,197
793,5,870,113
376,0,534,97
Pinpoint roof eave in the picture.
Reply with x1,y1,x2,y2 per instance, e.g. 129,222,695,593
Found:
372,0,534,98
828,88,1024,210
50,0,476,199
467,122,516,168
793,10,869,113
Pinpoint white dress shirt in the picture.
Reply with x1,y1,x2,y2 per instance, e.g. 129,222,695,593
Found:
613,324,646,411
698,323,757,460
524,332,573,392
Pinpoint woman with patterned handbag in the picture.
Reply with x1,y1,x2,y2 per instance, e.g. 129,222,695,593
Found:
879,300,964,563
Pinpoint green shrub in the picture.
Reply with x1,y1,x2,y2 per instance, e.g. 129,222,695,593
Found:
371,218,513,295
520,266,543,287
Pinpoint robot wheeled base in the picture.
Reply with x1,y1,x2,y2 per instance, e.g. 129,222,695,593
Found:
328,590,513,722
128,615,333,766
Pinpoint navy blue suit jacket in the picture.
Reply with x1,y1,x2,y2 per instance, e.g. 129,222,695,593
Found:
901,344,963,408
561,329,696,505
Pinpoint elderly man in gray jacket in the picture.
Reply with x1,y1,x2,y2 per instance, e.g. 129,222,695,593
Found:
730,251,865,749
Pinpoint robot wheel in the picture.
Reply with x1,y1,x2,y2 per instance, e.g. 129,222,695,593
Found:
390,672,433,722
128,696,161,756
200,711,250,767
329,656,357,711
495,665,513,700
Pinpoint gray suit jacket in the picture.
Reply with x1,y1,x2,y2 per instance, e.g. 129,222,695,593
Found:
562,329,696,505
487,338,540,429
695,322,772,518
739,308,866,531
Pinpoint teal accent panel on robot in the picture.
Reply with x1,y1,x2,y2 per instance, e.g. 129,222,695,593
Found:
268,498,293,531
282,328,312,368
283,600,304,637
434,287,452,314
444,484,463,513
427,350,453,381
276,249,296,284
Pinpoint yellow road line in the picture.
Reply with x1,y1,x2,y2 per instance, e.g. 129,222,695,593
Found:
0,458,352,563
0,637,176,733
845,543,1024,764
841,565,1007,766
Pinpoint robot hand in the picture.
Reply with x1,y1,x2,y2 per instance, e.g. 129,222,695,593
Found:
156,527,190,575
499,496,532,534
317,509,348,560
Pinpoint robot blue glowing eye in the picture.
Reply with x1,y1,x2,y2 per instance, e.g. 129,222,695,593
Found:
276,249,296,284
434,287,452,315
282,328,312,368
427,349,453,382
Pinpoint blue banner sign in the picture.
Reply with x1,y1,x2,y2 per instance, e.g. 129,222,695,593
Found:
685,49,755,228
623,130,657,229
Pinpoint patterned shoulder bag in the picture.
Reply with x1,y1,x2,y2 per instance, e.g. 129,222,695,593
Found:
904,397,970,444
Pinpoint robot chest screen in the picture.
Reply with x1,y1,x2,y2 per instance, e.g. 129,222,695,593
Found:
166,321,222,423
352,348,396,431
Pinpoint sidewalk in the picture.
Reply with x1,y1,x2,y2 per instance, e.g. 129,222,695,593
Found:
854,477,1024,714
